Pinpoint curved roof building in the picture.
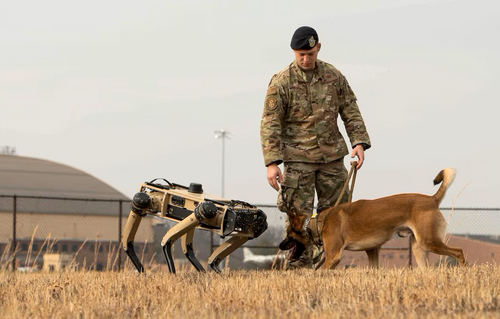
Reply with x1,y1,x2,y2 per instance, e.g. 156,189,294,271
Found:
0,154,128,200
0,155,154,271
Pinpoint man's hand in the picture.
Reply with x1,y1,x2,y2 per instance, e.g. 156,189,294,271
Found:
351,144,365,170
266,163,283,191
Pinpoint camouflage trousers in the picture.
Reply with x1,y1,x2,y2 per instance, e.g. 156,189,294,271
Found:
278,159,349,269
277,159,349,216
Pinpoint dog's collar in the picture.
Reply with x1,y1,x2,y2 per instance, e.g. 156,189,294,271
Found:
303,216,311,232
305,215,323,246
290,216,323,246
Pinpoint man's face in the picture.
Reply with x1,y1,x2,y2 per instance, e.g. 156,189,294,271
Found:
293,43,321,71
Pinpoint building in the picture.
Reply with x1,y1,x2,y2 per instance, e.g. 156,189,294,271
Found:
0,154,155,271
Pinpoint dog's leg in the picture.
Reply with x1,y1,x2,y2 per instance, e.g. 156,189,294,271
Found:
365,247,380,268
410,234,429,267
422,241,466,266
321,234,344,269
413,210,466,266
322,249,342,269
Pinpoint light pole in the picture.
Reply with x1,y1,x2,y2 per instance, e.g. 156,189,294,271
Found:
214,129,230,198
213,129,230,261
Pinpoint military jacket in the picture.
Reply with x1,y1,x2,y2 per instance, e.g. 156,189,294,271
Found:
260,59,371,166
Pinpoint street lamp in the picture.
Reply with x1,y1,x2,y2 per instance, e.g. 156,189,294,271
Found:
214,129,231,198
213,129,231,263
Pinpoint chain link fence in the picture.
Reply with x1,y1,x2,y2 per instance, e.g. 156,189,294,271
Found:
1,195,499,271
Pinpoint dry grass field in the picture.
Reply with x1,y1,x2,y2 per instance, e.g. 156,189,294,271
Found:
0,264,499,319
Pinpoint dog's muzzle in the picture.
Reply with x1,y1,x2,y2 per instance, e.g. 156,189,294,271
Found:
279,237,306,261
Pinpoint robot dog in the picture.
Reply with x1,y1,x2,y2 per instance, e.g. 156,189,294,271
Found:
121,179,268,273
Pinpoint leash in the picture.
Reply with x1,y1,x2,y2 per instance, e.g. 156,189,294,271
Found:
334,160,358,206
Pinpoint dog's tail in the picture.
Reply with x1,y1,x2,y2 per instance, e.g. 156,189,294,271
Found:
433,168,457,205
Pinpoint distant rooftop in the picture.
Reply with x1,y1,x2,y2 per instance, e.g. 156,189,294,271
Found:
0,154,128,200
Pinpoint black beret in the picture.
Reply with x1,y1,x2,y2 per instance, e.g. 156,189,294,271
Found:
290,26,319,50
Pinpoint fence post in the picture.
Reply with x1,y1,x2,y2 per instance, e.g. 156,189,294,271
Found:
118,200,123,271
11,195,17,272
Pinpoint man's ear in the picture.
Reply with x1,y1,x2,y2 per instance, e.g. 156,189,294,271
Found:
317,42,321,52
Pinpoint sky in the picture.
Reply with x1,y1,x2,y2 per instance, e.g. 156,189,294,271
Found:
1,0,499,210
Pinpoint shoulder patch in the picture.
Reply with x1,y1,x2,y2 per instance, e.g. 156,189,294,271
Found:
266,97,278,111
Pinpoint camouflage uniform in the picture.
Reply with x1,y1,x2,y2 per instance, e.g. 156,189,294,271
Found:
260,59,371,268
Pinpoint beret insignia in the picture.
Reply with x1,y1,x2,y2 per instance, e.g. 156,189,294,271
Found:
308,36,315,48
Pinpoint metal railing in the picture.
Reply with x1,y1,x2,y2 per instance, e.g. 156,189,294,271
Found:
0,195,132,271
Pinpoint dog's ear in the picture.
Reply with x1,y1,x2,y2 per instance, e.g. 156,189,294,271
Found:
279,237,296,250
289,214,307,230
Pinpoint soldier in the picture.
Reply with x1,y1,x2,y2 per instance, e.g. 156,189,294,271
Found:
260,26,371,269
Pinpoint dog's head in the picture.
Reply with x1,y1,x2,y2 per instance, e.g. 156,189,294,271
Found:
279,214,312,261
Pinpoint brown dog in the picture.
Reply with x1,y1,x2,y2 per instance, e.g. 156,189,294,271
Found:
279,168,466,269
